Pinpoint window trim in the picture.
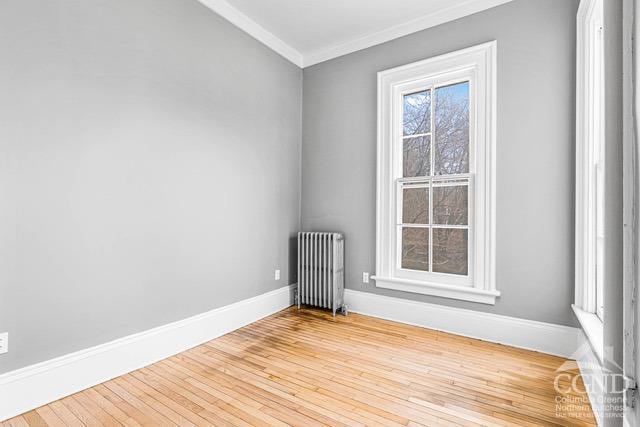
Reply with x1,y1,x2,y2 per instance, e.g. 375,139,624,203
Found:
575,0,603,314
373,41,498,305
574,0,604,351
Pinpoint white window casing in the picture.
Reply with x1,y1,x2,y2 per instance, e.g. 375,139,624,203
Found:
575,0,604,315
574,0,604,362
372,41,498,305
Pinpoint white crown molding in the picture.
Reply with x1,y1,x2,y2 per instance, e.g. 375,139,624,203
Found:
198,0,514,68
197,0,304,67
303,0,514,67
0,285,294,422
344,289,580,358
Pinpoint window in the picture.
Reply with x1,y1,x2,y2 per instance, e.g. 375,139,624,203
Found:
400,83,470,280
574,0,605,342
373,42,498,304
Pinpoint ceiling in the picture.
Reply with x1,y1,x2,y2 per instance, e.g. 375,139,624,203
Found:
197,0,514,67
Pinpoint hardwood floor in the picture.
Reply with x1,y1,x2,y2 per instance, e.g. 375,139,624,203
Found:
3,307,595,426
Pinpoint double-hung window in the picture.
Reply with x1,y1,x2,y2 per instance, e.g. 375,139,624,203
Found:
373,42,498,304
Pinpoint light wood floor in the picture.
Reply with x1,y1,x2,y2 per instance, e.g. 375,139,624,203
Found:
3,307,595,426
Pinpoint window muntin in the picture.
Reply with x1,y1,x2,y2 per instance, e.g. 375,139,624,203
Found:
397,80,471,280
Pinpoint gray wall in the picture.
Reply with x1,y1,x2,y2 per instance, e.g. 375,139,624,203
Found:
0,0,302,373
302,0,579,326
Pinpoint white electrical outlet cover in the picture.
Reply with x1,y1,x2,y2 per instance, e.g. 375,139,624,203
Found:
275,269,281,281
362,272,370,283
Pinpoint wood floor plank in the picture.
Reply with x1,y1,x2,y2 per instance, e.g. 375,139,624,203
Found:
183,349,378,426
59,396,103,427
3,416,30,427
92,383,160,426
160,357,326,427
139,365,253,427
32,407,65,427
103,377,178,426
113,376,197,427
73,389,122,426
46,401,83,427
167,353,338,427
19,412,48,427
120,373,212,427
81,388,137,425
2,307,596,426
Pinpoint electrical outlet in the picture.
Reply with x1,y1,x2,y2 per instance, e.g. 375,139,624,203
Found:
275,269,281,281
0,332,8,355
362,272,370,284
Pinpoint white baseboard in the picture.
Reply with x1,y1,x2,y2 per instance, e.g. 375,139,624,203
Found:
344,289,580,358
0,285,294,422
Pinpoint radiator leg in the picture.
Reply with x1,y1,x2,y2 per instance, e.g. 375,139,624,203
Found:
340,304,348,316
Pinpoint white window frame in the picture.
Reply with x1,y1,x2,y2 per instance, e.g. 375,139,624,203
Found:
372,41,498,305
573,0,604,362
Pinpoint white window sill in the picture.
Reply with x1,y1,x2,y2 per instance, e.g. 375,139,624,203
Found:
572,304,604,363
371,276,500,305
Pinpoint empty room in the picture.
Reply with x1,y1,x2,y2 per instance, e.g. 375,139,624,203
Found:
0,0,638,425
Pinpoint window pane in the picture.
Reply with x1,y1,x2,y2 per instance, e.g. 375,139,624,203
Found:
434,82,469,175
401,227,429,271
403,187,429,224
432,228,468,275
433,185,468,225
403,135,431,177
403,90,431,136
